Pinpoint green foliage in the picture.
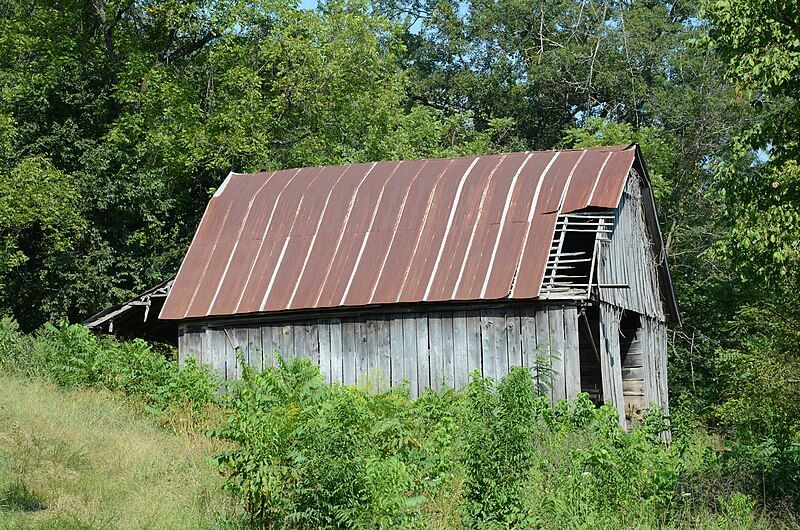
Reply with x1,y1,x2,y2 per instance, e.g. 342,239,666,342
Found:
0,316,218,415
0,480,45,513
0,157,84,314
0,0,502,331
461,367,542,525
710,299,800,504
703,0,800,161
563,118,676,200
214,360,779,528
704,0,800,287
214,357,422,528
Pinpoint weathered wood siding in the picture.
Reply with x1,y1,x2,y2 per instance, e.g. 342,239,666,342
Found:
178,304,581,401
598,170,665,321
595,302,669,427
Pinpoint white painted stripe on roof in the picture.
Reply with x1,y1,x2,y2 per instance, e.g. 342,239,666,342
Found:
557,149,587,212
368,162,429,304
183,173,237,318
586,151,613,205
423,157,480,301
395,160,455,303
213,171,234,197
509,151,561,298
479,152,534,299
259,233,293,311
205,171,279,315
160,185,216,318
312,162,378,307
339,162,402,307
450,155,507,299
286,166,351,309
258,168,331,312
233,168,302,313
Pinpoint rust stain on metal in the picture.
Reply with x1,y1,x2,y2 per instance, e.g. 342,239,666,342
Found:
160,145,636,319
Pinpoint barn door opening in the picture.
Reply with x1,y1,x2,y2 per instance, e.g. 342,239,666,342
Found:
577,306,603,405
619,311,645,425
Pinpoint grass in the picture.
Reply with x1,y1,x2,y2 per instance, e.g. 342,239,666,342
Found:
0,375,230,529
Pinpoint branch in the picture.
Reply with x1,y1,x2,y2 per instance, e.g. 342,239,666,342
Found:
112,0,136,30
162,30,220,63
88,0,117,63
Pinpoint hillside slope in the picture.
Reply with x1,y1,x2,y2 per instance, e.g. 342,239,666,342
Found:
0,376,227,529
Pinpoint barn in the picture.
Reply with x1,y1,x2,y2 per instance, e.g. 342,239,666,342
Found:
90,144,679,427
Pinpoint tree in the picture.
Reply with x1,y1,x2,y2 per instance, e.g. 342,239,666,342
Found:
700,0,800,504
0,0,503,329
704,0,800,287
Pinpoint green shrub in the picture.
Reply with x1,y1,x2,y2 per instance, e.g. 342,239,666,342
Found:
461,367,543,526
213,357,423,529
1,315,790,527
0,316,218,417
214,359,779,529
0,316,35,375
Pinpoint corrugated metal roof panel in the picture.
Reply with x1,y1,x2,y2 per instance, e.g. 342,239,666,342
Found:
160,145,637,319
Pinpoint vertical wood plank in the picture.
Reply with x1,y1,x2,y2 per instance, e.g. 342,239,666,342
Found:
341,318,357,386
599,304,626,427
656,321,669,416
548,307,567,402
493,310,508,380
259,325,270,368
329,318,343,385
294,323,306,359
367,318,379,382
441,313,455,389
452,311,468,389
563,307,581,400
428,312,443,391
402,314,418,396
246,326,262,371
355,318,369,387
185,327,204,365
318,319,331,383
225,329,237,382
233,327,249,379
389,315,405,387
262,325,278,367
198,327,209,367
207,328,226,381
415,314,430,395
534,309,550,389
178,326,187,366
480,310,496,381
506,308,522,371
281,324,293,362
641,318,656,407
377,317,391,391
306,322,320,367
520,307,538,371
466,312,482,380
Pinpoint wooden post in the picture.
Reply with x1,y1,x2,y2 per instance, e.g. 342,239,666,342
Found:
599,304,626,428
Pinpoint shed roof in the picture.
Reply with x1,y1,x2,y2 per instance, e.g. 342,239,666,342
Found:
161,145,642,320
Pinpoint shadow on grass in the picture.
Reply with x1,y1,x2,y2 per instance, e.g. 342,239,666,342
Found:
0,480,46,512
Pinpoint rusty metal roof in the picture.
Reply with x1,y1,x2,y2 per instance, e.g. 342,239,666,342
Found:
160,145,637,319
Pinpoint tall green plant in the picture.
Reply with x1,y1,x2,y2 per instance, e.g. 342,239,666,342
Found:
460,367,543,526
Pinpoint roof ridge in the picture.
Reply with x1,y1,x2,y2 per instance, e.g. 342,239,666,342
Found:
235,145,633,177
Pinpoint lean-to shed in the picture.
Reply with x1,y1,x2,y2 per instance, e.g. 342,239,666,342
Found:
98,144,679,426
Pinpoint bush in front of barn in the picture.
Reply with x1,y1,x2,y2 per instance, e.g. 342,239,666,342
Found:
0,316,780,527
213,358,764,529
0,315,219,424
